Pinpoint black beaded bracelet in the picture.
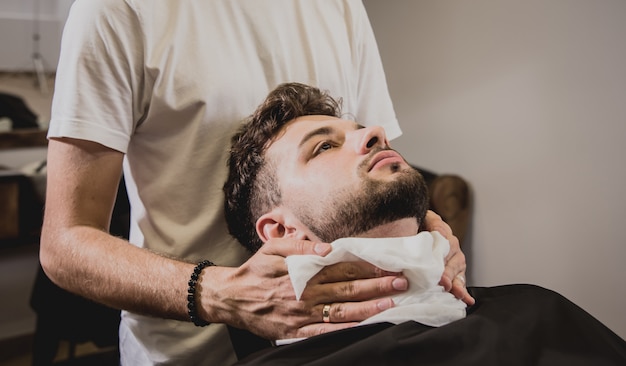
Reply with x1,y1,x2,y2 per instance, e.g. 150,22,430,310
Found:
187,259,214,327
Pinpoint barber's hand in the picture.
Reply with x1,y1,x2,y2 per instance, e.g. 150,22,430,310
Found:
200,237,406,340
423,210,475,306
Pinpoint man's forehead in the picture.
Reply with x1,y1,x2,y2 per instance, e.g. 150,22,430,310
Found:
292,115,345,123
283,115,361,138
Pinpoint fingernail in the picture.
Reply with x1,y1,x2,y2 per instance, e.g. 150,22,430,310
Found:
440,276,452,291
314,243,331,255
392,277,408,291
377,298,393,310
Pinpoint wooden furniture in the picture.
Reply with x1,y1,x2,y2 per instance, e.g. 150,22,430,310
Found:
0,129,47,150
0,170,21,240
0,129,47,245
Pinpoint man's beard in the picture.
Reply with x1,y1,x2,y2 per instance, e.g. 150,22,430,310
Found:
297,165,429,243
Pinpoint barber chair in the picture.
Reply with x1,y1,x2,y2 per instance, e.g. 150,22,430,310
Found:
413,165,471,246
29,266,121,365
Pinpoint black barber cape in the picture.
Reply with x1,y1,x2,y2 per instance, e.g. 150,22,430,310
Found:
235,284,626,366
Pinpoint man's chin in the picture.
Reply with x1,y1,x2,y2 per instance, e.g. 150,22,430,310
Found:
366,163,413,181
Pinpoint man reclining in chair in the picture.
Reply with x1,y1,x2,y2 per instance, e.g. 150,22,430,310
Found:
223,82,626,365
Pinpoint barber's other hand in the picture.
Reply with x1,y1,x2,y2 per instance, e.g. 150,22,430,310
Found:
199,238,406,340
424,210,475,305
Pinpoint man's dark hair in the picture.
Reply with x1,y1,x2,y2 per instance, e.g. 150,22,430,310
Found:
224,82,342,252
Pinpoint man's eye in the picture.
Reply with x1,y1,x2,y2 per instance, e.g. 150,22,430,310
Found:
313,142,334,156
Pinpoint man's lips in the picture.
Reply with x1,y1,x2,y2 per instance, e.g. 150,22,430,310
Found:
367,150,405,172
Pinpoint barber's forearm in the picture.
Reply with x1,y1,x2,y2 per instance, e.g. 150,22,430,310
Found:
39,224,194,321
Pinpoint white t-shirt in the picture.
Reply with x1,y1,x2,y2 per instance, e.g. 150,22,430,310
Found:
49,0,401,364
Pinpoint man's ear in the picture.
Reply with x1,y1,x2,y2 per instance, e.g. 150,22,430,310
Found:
256,215,285,243
257,208,311,243
256,209,301,243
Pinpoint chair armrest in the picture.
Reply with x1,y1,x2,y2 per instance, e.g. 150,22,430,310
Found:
428,174,471,246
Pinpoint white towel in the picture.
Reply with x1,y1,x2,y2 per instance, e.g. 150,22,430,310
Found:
286,232,467,327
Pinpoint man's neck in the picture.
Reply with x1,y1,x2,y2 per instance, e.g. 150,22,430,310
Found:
356,217,419,239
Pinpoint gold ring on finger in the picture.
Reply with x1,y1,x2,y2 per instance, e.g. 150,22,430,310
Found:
322,304,331,323
455,274,466,286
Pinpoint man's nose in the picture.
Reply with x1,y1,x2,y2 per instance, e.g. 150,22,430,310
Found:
354,126,389,154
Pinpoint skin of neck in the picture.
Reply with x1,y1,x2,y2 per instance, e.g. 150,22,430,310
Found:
348,217,420,240
291,217,421,243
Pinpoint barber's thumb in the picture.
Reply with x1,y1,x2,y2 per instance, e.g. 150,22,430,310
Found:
263,238,331,257
313,242,332,256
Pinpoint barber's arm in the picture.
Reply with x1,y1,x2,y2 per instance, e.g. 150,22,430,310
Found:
41,138,199,319
197,237,407,339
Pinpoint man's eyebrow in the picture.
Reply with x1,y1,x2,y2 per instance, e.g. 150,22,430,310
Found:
298,126,334,148
298,122,363,148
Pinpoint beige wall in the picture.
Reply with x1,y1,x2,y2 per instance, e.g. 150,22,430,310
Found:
364,0,626,339
0,0,73,71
